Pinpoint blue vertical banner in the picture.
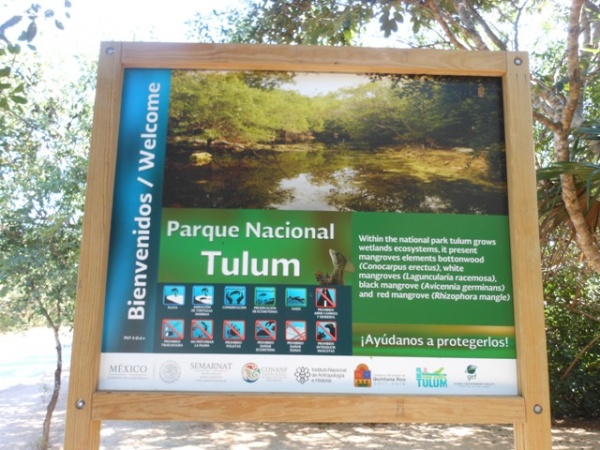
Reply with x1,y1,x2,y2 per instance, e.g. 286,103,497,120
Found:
102,69,171,352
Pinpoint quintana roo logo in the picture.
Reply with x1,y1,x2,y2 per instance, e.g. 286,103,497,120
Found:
242,363,261,383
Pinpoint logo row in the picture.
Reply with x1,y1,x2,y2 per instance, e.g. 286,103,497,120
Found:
157,361,480,388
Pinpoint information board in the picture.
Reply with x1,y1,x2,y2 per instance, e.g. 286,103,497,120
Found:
100,68,517,396
65,43,551,449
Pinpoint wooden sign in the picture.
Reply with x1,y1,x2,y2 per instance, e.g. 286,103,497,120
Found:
65,42,551,449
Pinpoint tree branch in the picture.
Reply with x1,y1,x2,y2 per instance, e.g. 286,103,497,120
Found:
561,0,585,132
424,0,469,50
561,331,600,380
582,1,600,83
533,110,561,134
454,0,490,50
459,0,507,50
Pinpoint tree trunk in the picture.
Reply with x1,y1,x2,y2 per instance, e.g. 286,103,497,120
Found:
554,0,600,271
559,171,600,271
39,326,63,450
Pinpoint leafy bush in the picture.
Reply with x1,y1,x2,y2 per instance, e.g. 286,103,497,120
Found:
544,262,600,419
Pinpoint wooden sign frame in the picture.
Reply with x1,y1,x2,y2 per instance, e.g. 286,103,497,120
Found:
65,42,551,449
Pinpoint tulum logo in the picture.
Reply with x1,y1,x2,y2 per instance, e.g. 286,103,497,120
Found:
416,367,448,388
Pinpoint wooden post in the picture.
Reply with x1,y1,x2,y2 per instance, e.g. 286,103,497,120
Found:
503,52,552,449
64,42,123,449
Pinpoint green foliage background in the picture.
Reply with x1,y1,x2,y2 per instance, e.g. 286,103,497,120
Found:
543,237,600,419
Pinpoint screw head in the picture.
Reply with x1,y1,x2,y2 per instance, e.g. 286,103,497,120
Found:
75,399,86,410
533,404,543,414
106,47,116,55
514,57,523,66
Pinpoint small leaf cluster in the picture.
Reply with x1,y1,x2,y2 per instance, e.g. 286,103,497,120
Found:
0,1,71,112
0,43,26,109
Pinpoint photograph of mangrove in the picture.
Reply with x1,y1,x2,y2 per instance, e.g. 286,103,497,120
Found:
163,70,508,215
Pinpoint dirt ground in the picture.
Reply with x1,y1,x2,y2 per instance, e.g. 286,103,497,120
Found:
2,327,599,449
95,420,600,449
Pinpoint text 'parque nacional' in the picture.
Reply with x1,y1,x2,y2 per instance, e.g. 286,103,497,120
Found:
166,220,335,242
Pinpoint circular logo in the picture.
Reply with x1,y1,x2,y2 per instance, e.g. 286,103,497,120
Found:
159,360,181,383
241,363,261,383
465,365,478,375
294,366,310,384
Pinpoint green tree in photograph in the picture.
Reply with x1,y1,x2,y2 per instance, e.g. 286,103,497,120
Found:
169,71,320,146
